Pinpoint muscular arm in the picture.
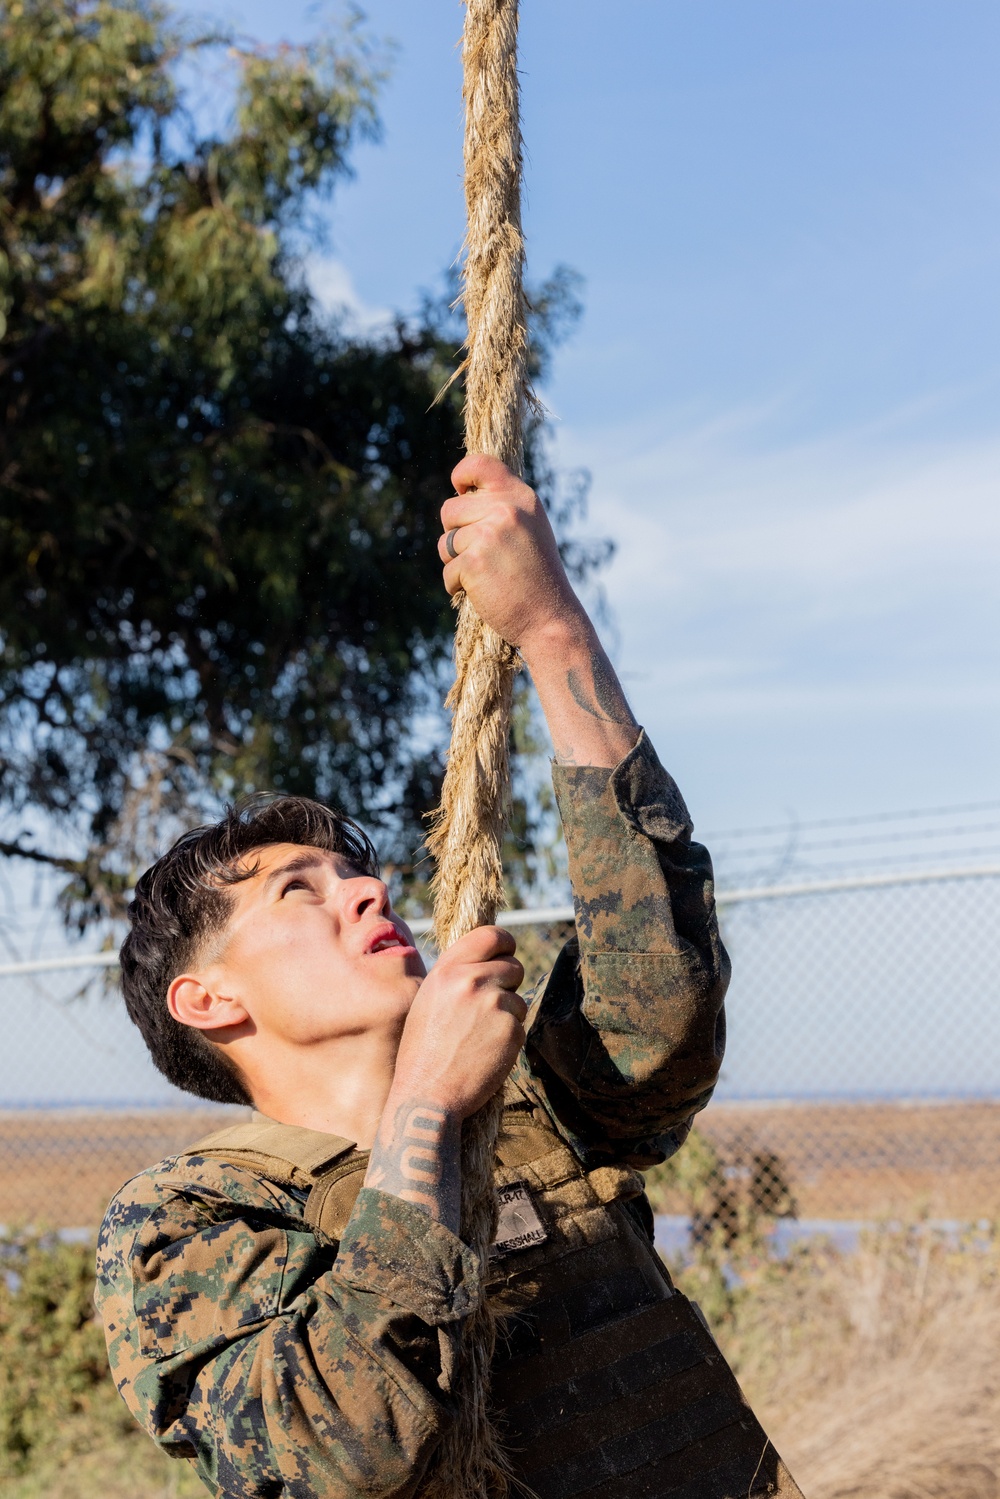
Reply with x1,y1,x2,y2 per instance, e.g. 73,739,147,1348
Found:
435,455,727,1167
97,1159,485,1499
517,730,729,1165
363,925,526,1237
437,455,726,1166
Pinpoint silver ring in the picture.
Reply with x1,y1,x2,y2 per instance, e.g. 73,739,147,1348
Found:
445,528,459,560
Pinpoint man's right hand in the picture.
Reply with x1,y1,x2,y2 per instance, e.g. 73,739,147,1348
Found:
392,926,526,1119
363,928,525,1231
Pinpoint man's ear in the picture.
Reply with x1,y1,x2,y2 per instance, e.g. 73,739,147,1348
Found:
168,973,250,1034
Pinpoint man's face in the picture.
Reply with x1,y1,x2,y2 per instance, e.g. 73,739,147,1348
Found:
206,843,426,1046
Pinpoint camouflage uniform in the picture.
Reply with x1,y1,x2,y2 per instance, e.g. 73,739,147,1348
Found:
97,731,734,1498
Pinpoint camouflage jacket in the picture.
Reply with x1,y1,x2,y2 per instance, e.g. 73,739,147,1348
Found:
96,730,729,1498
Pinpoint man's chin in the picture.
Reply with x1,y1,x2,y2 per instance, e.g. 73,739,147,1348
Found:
343,960,424,1027
378,970,424,1014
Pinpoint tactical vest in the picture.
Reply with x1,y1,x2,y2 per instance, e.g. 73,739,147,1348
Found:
184,1091,803,1499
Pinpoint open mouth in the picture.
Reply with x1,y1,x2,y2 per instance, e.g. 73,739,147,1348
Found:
366,925,414,955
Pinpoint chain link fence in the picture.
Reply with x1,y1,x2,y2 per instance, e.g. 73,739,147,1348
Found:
645,871,1000,1260
1,869,999,1235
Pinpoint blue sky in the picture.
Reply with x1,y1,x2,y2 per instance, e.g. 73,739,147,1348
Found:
183,0,1000,837
8,3,1000,1109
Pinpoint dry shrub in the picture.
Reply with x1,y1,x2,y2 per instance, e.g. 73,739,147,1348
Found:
707,1220,1000,1499
0,1227,203,1497
0,1228,126,1477
650,1131,1000,1498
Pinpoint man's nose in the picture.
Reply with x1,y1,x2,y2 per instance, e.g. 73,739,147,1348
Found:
343,876,391,922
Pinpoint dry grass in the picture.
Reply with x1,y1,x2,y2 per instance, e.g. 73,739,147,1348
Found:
698,1219,1000,1499
4,1223,999,1498
0,1108,248,1227
3,1419,204,1499
5,1093,997,1231
701,1100,1000,1220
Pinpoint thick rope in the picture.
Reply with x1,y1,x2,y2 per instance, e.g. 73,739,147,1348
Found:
422,3,529,1497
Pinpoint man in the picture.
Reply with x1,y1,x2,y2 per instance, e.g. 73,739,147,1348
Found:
97,456,801,1498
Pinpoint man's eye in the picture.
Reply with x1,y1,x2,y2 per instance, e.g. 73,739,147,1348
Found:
281,879,310,897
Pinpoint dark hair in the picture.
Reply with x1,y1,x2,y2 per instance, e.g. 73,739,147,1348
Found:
120,794,380,1105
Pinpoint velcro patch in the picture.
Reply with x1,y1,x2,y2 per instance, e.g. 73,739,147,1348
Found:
492,1181,547,1256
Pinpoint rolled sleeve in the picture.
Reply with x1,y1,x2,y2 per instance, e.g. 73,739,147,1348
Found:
336,1188,482,1324
523,730,729,1168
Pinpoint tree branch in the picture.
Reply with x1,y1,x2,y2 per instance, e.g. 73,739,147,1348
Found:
0,840,88,876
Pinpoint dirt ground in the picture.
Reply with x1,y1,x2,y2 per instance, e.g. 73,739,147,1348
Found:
0,1107,249,1227
1,1097,999,1228
699,1097,1000,1219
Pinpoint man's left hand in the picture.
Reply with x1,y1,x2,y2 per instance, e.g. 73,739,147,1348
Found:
437,454,582,650
439,454,638,768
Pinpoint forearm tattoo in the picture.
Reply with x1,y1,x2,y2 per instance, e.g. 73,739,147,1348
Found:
566,648,636,726
365,1100,461,1232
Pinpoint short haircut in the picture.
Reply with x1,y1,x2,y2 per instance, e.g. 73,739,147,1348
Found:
120,795,380,1106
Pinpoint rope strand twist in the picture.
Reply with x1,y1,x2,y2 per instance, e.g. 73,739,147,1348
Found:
423,3,530,1496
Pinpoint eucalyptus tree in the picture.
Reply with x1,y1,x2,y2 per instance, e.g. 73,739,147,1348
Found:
0,1,600,927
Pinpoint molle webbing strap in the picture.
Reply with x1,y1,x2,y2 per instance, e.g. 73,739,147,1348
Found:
492,1289,802,1498
182,1116,370,1239
302,1153,371,1240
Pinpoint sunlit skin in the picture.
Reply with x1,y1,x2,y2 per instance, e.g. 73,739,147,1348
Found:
168,453,640,1230
167,842,526,1156
168,845,429,1143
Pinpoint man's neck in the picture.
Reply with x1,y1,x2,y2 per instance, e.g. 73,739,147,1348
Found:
241,1030,399,1149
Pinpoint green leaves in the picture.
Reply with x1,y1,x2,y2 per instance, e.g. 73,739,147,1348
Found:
0,1229,126,1477
0,1,461,911
0,1,172,165
0,2,599,923
229,19,384,223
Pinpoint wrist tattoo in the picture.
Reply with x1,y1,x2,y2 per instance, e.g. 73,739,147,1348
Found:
365,1100,461,1231
398,1106,446,1211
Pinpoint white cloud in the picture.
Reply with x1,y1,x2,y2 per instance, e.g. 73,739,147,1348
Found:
303,254,393,334
560,401,1000,629
549,400,1000,804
